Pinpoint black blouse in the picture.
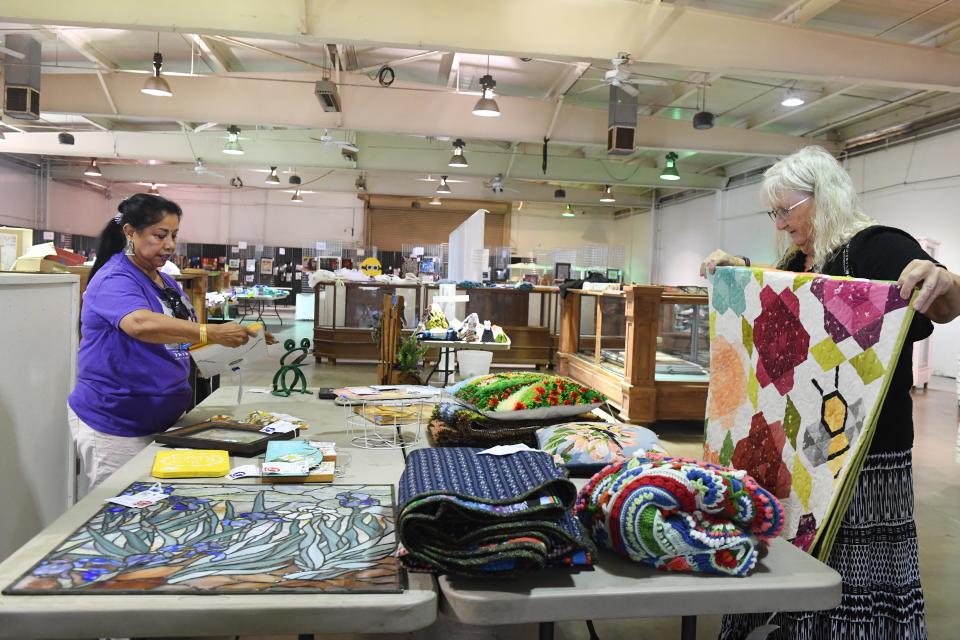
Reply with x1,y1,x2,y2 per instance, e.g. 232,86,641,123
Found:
780,226,937,453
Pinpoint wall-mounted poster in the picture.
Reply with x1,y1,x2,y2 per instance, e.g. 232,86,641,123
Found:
244,275,254,283
554,262,571,282
228,258,240,269
260,258,274,274
246,259,256,273
301,257,318,272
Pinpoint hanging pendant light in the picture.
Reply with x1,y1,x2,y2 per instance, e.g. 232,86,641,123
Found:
147,183,160,195
472,56,501,117
781,89,805,107
83,158,102,177
223,125,244,155
436,175,452,194
659,152,680,181
265,166,280,184
291,188,304,202
599,185,616,203
141,34,173,97
561,204,576,218
429,195,442,206
448,139,469,167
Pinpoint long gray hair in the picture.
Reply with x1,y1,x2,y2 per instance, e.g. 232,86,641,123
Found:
762,145,874,271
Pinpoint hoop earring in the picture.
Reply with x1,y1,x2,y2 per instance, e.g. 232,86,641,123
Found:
125,238,135,255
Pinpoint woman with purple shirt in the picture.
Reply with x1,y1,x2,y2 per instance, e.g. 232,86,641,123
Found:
68,194,256,488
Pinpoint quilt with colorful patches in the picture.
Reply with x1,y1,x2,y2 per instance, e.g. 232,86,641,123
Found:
704,266,915,559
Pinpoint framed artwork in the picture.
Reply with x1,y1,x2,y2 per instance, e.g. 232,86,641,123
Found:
228,258,240,269
260,258,274,274
4,482,402,595
606,268,621,282
554,262,571,282
523,273,540,285
301,257,318,272
153,420,297,456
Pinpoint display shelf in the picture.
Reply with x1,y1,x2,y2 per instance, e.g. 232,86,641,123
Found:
558,286,710,423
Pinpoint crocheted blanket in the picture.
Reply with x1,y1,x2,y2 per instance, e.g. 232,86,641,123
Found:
704,267,915,559
397,447,594,576
426,402,601,448
575,455,784,576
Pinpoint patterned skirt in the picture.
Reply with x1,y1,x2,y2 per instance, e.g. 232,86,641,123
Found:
719,449,927,640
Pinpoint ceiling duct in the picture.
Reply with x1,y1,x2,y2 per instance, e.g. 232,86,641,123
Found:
314,80,342,113
3,34,41,120
607,85,637,155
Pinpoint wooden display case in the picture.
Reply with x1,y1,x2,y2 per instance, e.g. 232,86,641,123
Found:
175,269,210,324
313,281,421,364
422,285,559,368
557,286,709,423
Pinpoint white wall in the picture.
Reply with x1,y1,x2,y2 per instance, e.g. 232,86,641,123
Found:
655,131,960,377
614,210,655,284
48,181,114,237
0,159,38,230
510,203,618,255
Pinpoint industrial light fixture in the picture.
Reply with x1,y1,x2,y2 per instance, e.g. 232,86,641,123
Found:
289,173,302,186
223,125,244,155
599,185,616,203
141,34,173,97
429,195,442,205
692,84,715,130
147,183,160,195
781,89,805,107
265,166,280,184
291,188,304,202
58,132,75,145
83,158,102,177
554,188,565,199
436,175,452,194
472,56,501,117
355,175,367,192
659,152,680,181
561,204,576,218
448,138,468,167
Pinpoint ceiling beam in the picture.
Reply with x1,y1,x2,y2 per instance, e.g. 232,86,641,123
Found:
545,62,591,100
35,72,822,156
190,34,243,73
773,0,841,25
6,0,960,91
42,26,117,70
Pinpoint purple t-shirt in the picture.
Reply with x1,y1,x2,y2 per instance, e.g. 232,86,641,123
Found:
68,253,194,437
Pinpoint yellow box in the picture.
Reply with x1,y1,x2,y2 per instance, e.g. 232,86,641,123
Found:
151,449,230,478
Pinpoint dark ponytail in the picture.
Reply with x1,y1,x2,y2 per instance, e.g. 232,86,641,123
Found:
90,193,183,282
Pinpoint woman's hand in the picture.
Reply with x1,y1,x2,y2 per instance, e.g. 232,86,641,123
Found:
898,260,958,317
699,250,747,278
208,322,255,348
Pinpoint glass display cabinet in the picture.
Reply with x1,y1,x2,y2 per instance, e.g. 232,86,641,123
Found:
313,281,421,364
558,285,710,423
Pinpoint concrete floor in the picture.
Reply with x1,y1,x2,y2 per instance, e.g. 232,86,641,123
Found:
147,311,960,640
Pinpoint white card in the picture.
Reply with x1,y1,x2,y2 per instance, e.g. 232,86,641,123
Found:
260,420,298,434
228,464,262,479
270,412,305,424
478,444,537,456
262,460,309,475
107,484,168,509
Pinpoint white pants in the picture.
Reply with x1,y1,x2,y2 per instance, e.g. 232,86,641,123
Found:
68,407,153,491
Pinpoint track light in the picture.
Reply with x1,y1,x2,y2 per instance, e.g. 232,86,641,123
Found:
448,138,468,167
599,185,616,203
429,195,442,206
659,152,680,181
473,57,501,117
561,204,576,218
291,189,304,202
83,158,102,177
265,166,280,184
223,125,244,155
781,89,804,107
436,175,452,194
141,35,173,97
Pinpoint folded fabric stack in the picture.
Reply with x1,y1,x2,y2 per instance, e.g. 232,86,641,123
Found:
427,402,601,448
575,454,784,576
398,447,595,576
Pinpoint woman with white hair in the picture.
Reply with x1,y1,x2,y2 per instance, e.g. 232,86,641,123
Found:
702,145,960,640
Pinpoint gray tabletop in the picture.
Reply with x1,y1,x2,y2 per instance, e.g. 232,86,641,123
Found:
0,389,437,639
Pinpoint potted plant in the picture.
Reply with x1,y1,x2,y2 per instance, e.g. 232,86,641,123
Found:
392,333,428,385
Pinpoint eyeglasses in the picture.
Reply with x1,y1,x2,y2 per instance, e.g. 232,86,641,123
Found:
160,287,192,321
766,195,811,222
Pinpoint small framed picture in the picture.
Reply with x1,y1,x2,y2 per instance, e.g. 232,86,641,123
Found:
260,257,274,274
153,420,298,456
554,262,571,282
606,268,621,282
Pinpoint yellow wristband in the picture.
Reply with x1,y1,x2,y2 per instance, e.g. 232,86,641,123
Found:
199,323,208,345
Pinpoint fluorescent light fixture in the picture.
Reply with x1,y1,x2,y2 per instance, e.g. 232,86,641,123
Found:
599,185,616,203
429,196,442,205
448,138,468,167
659,152,680,181
223,125,244,155
472,74,501,117
781,90,805,107
291,189,304,202
83,158,102,177
436,175,452,194
141,39,172,97
265,166,280,184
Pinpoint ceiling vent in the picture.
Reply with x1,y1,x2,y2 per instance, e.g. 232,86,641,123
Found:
314,80,342,113
607,85,637,155
3,34,41,120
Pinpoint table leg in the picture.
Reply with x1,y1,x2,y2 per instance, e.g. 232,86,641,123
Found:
273,300,283,326
442,348,452,386
238,301,248,323
538,622,554,640
681,615,697,640
424,353,442,385
254,301,266,325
